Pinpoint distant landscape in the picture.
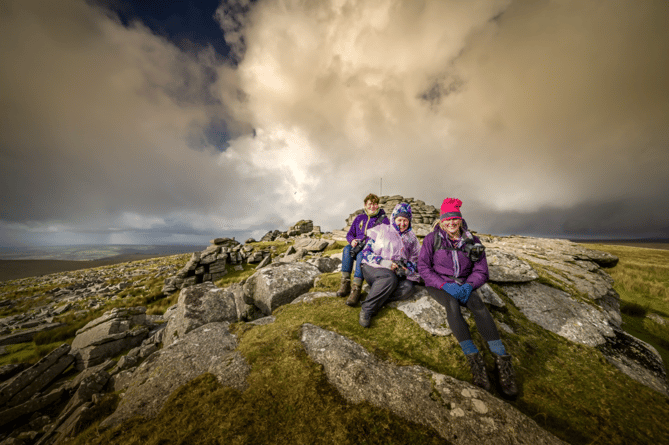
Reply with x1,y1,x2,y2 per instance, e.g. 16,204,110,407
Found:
1,241,668,283
0,245,206,282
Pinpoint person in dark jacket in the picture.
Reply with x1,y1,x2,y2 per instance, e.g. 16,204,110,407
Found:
418,198,518,398
337,193,390,306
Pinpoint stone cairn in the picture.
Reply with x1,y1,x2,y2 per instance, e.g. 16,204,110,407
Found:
344,195,440,237
161,221,321,295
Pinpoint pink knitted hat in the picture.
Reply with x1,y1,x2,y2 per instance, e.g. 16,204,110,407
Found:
440,198,463,220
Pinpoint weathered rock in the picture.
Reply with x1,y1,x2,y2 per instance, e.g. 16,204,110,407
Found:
99,322,250,430
597,327,668,397
0,323,66,347
483,236,621,325
500,282,614,348
38,369,110,445
0,344,72,407
0,388,66,428
306,256,341,273
293,238,329,252
388,287,453,336
70,308,150,369
243,262,321,315
301,324,566,445
0,364,28,383
163,282,238,346
226,283,261,322
291,291,337,305
486,249,539,283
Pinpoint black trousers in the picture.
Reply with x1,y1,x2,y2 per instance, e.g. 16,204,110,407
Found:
426,286,500,343
361,263,415,316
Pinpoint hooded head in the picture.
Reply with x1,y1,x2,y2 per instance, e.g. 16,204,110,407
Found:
391,202,412,233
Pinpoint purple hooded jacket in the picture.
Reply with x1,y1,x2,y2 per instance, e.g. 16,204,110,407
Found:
417,224,489,290
346,209,389,244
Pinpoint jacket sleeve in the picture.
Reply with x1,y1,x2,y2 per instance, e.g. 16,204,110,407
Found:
464,248,489,289
404,235,421,282
417,232,445,288
346,214,364,244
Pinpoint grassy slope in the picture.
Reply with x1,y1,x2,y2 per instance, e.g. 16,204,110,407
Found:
580,244,669,368
3,244,669,444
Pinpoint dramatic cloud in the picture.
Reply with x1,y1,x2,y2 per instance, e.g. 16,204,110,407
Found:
1,0,667,246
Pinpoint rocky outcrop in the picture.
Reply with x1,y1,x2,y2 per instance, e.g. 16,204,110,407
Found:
163,282,239,346
343,195,440,237
99,322,250,430
242,262,322,315
481,235,667,396
0,345,73,409
301,323,566,445
70,307,151,370
161,222,331,295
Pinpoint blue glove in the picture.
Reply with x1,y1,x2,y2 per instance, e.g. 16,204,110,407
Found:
441,282,461,297
458,283,473,304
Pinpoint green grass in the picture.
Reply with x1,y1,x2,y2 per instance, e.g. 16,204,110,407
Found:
74,287,669,445
0,340,68,367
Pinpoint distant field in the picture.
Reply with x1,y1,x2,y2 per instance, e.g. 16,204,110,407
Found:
576,241,669,251
0,254,178,282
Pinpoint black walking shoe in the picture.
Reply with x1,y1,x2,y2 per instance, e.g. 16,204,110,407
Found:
495,354,519,398
358,310,372,328
466,352,491,391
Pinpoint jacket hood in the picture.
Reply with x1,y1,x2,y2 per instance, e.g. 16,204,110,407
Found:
391,202,412,233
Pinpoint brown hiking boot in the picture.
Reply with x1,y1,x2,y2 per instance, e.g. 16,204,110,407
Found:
495,354,518,398
466,352,491,391
336,276,351,297
346,284,362,307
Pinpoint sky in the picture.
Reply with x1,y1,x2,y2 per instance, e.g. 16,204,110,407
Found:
1,0,668,247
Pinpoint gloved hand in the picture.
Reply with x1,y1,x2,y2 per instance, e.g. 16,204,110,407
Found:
458,283,473,304
441,282,461,297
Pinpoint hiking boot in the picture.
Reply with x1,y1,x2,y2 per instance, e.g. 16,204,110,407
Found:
466,352,491,391
346,284,362,307
495,354,519,398
336,276,351,297
359,310,372,328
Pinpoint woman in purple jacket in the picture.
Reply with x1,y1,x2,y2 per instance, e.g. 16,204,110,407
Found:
418,198,518,398
337,193,390,306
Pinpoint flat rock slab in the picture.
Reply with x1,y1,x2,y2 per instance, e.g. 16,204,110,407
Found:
243,262,321,315
301,324,566,445
100,322,249,430
500,282,614,347
486,249,538,283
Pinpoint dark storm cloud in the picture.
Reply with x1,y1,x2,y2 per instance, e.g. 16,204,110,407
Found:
1,0,668,247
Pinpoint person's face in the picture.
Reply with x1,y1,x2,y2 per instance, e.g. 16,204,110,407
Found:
395,216,410,232
365,200,379,213
440,218,462,237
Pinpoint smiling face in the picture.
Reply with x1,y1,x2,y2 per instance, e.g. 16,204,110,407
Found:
394,216,409,232
364,199,379,213
440,218,462,239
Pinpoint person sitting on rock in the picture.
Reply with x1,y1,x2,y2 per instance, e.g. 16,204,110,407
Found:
417,197,518,398
357,202,421,327
338,193,390,306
